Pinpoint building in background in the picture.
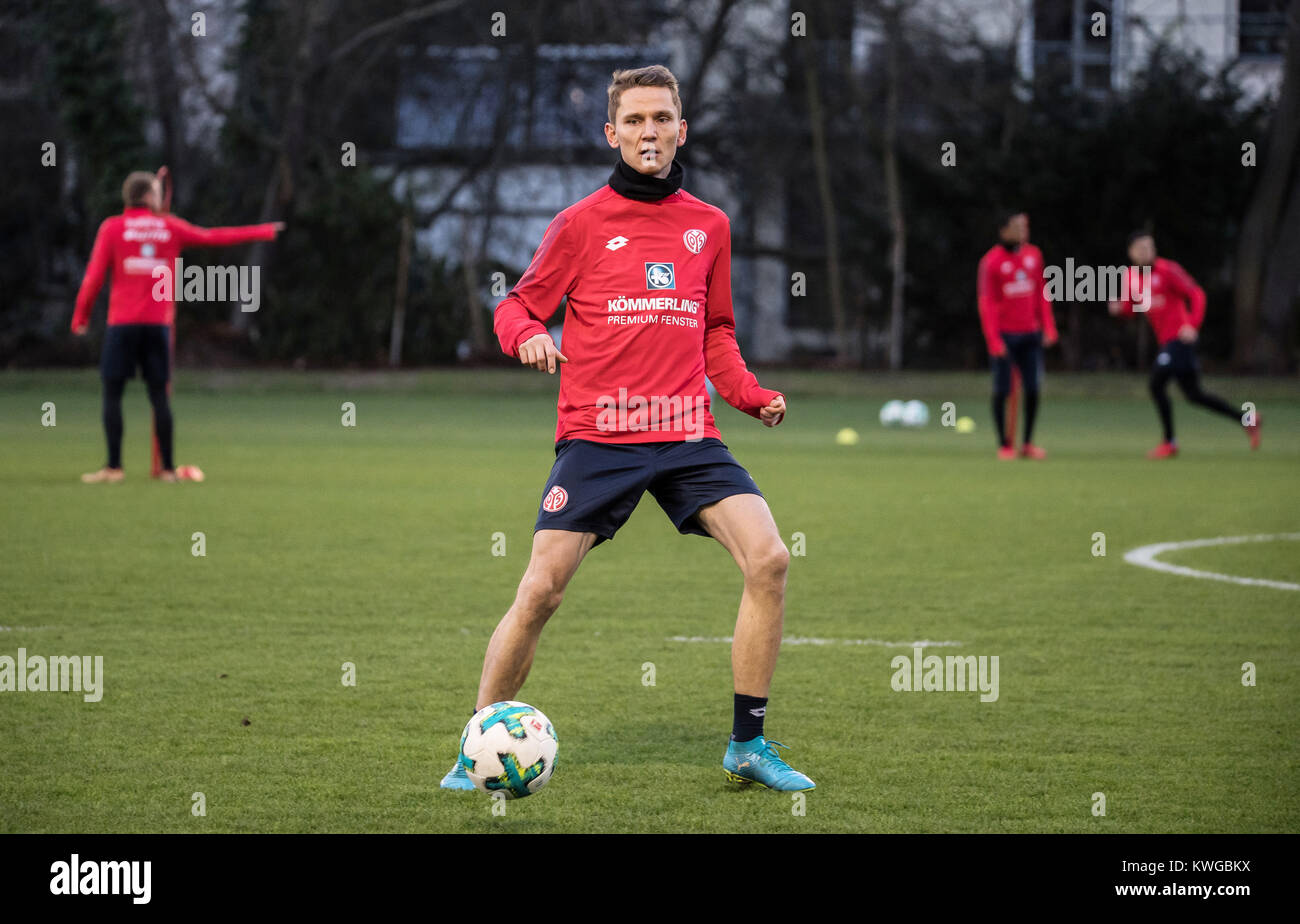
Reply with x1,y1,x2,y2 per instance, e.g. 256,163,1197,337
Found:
1022,0,1288,101
388,2,796,362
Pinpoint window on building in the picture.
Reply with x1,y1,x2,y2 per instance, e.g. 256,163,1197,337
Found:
1240,0,1291,57
1032,0,1114,94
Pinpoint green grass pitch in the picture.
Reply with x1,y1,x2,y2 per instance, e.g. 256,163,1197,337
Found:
1,368,1296,833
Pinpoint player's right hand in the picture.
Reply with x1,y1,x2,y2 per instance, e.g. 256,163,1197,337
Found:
71,324,88,336
989,343,1006,358
518,333,568,374
1107,300,1123,316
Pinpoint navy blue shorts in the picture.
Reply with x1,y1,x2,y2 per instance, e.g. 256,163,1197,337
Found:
1152,340,1199,377
101,324,170,384
534,438,763,545
992,331,1043,395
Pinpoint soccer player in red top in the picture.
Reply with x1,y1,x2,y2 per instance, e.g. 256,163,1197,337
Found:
1108,231,1259,458
977,210,1058,459
71,170,282,482
442,66,813,792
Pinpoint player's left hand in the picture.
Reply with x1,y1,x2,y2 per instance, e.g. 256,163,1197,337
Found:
1177,324,1198,344
1043,332,1058,348
71,324,88,336
760,395,786,427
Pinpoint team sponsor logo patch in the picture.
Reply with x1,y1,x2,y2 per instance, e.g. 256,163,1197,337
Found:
645,262,675,289
542,485,569,512
683,229,707,254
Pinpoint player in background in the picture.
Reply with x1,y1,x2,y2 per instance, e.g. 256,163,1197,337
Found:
1108,231,1260,458
72,171,283,482
442,66,812,792
977,210,1058,460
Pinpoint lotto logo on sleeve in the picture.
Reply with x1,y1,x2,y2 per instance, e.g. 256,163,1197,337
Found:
542,485,569,512
645,263,675,290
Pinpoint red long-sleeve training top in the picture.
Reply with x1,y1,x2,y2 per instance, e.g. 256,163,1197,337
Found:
493,183,781,444
977,242,1058,353
1112,257,1206,345
72,208,279,329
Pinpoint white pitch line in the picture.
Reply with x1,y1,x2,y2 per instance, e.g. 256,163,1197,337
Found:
1123,533,1300,591
667,636,964,648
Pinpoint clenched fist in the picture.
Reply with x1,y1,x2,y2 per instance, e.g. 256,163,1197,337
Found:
760,395,786,427
518,333,568,374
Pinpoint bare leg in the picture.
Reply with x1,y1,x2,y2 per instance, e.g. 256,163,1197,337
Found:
475,528,598,708
695,494,790,697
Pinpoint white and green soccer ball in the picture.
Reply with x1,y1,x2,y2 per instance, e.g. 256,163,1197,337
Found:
901,400,930,428
879,400,905,427
459,701,558,799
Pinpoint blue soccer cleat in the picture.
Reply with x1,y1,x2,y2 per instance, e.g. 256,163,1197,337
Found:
723,736,816,792
440,758,476,791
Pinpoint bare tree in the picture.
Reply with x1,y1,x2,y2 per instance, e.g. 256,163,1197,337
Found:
881,1,907,371
1233,1,1299,371
237,1,339,328
389,209,412,367
800,39,851,365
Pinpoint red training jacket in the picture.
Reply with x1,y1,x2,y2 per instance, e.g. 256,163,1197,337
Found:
72,208,279,329
493,183,781,444
1112,257,1206,345
977,242,1058,353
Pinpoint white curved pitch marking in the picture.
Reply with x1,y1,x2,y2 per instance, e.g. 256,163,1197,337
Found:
1123,533,1300,591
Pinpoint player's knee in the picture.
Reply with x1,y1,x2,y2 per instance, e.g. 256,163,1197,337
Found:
102,378,126,404
517,570,566,619
744,541,789,591
145,382,170,409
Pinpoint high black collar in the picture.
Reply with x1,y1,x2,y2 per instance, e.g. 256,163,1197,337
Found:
1000,240,1022,253
609,157,683,201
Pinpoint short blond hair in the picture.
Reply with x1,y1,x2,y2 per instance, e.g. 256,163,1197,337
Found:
122,171,156,208
607,65,682,124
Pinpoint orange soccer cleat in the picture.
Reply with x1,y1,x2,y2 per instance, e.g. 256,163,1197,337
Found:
996,445,1017,461
1245,413,1261,450
1020,443,1047,460
81,467,124,484
1147,441,1179,460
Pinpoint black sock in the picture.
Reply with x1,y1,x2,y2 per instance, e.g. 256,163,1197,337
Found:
1150,374,1175,442
1023,390,1039,444
145,380,174,470
992,392,1009,447
731,693,768,743
103,377,126,468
